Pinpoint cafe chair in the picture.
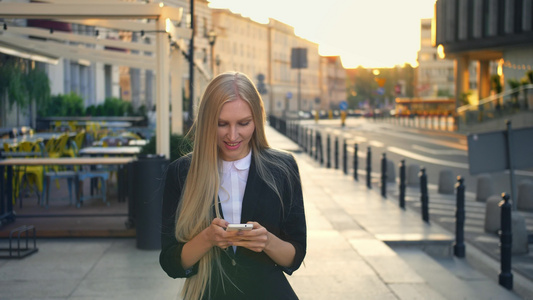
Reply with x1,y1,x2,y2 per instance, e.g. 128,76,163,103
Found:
15,141,45,208
77,167,109,207
72,130,86,155
42,134,78,207
43,169,77,207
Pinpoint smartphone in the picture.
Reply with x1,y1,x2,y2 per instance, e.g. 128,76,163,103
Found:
226,224,253,231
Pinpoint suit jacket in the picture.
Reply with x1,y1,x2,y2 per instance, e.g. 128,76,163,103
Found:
159,149,306,300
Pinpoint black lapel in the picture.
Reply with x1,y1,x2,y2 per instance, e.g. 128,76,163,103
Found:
213,196,225,219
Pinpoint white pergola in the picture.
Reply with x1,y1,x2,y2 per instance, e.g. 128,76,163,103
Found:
0,1,192,158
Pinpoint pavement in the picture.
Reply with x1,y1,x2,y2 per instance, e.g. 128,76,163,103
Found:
0,124,531,299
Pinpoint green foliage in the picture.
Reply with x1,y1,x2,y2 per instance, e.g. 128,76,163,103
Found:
507,78,520,90
0,58,33,109
85,97,139,117
527,70,533,84
39,92,85,117
490,74,502,93
26,67,51,108
102,97,129,116
345,64,415,110
140,134,193,163
459,91,471,106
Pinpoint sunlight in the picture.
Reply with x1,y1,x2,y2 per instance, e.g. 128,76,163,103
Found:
208,0,435,69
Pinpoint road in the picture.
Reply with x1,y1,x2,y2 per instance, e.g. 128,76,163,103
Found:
298,118,533,200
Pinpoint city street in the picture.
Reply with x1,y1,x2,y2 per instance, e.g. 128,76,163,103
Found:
300,117,533,198
291,116,533,287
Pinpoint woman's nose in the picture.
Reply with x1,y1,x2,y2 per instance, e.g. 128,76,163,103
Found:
228,125,238,140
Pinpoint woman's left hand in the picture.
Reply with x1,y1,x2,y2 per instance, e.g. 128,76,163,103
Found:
226,222,269,252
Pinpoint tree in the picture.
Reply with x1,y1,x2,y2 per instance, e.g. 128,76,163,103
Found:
0,57,51,127
26,65,51,127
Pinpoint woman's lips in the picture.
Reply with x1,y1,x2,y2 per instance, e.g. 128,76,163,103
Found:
224,141,241,150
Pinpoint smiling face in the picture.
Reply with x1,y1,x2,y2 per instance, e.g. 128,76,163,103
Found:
217,98,255,161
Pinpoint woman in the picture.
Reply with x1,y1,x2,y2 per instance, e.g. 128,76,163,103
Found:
160,72,306,300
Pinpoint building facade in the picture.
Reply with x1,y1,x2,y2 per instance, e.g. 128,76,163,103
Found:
267,19,320,117
0,0,344,128
435,0,533,106
417,18,455,98
321,56,346,110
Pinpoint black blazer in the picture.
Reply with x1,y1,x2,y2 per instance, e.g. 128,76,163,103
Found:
159,149,306,300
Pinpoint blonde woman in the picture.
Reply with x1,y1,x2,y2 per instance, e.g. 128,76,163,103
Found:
160,72,306,299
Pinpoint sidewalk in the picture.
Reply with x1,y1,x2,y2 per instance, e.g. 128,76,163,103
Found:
267,125,526,300
0,125,528,299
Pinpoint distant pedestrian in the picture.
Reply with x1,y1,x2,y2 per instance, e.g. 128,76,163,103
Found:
160,71,307,300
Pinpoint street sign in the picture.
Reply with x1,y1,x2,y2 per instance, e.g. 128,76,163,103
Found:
467,126,533,174
291,48,308,69
468,123,533,210
286,91,293,99
339,101,348,111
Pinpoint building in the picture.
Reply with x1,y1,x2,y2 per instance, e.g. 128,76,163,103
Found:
0,0,344,129
321,56,346,110
211,9,270,108
267,19,321,117
211,10,323,117
417,18,455,97
434,0,533,106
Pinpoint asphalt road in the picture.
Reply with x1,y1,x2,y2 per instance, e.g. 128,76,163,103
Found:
299,117,533,200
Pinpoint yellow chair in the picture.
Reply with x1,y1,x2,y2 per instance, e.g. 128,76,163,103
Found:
42,135,77,207
72,130,86,155
14,141,45,207
44,134,74,189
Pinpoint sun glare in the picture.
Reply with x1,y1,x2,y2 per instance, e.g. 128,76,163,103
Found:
208,0,435,69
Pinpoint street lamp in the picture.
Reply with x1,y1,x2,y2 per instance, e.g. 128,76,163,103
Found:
207,30,217,74
215,54,221,68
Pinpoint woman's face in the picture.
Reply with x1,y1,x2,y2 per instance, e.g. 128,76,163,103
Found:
217,98,255,161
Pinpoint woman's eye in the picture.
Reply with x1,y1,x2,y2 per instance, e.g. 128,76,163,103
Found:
239,122,250,126
218,123,227,127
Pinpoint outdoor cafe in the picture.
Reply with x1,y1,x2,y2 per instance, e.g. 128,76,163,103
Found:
0,118,152,243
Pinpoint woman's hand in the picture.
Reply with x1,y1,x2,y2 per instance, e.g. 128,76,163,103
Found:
204,218,232,250
226,222,269,252
226,221,296,268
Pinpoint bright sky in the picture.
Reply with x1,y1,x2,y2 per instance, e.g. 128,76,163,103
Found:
208,0,436,69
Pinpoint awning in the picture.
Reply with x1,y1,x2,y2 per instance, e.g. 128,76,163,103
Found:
0,40,59,64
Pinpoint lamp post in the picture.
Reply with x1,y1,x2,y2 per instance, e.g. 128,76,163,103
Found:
215,54,221,72
207,30,217,75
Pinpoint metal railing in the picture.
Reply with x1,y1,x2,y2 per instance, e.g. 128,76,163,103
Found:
456,84,533,128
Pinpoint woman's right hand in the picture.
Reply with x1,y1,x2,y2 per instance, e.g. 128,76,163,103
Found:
204,218,232,249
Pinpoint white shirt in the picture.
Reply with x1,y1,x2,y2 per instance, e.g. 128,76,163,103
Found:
218,150,252,225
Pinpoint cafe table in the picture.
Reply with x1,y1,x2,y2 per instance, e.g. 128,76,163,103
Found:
0,157,135,227
1,132,76,148
78,146,141,157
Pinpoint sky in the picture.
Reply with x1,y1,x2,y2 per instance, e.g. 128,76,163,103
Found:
208,0,436,69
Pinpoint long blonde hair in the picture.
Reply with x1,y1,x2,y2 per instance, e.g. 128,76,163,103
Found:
176,72,277,299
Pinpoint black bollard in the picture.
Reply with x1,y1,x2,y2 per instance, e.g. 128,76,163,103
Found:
419,167,429,223
301,127,306,152
366,147,372,189
334,137,339,169
499,193,513,290
326,135,331,168
308,129,313,155
399,160,406,209
353,144,359,181
314,131,319,161
319,133,324,165
454,176,466,258
343,140,347,175
381,153,387,198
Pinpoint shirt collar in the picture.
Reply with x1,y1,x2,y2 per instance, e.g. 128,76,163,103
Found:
221,150,252,173
234,150,252,171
